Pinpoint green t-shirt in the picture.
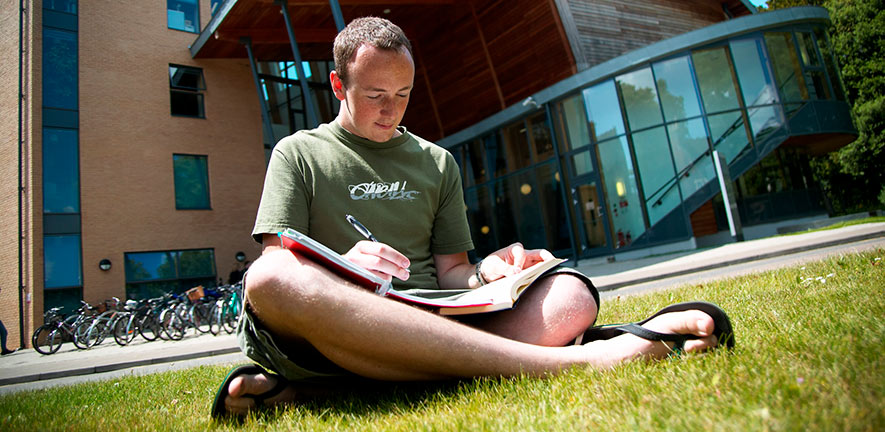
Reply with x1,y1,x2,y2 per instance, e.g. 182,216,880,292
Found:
253,121,474,290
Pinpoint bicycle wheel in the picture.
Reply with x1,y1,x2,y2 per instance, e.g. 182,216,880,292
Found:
113,314,136,346
138,314,160,341
208,301,221,336
161,309,185,341
72,319,93,350
221,302,238,334
32,325,62,355
191,303,211,334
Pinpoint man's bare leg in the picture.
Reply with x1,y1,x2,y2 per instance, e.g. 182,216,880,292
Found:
224,249,719,413
454,274,598,346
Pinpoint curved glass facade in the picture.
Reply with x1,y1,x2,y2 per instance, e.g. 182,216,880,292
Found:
442,9,855,259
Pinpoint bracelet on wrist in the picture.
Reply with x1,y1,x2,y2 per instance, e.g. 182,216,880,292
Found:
475,259,488,286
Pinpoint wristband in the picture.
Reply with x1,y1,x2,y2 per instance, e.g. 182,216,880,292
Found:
475,259,488,286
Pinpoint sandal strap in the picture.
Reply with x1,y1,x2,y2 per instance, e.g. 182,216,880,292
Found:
252,375,289,407
616,323,700,351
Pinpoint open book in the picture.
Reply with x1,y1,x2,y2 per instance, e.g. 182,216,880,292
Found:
278,229,565,315
385,258,565,315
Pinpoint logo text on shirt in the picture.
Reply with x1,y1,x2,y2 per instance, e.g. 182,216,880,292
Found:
349,181,420,201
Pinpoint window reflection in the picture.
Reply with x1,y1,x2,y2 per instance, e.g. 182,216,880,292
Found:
731,38,777,107
669,119,715,200
43,128,80,214
631,127,680,225
708,110,752,164
528,112,555,162
597,137,645,248
814,27,846,101
465,186,495,256
692,47,741,113
618,68,663,131
489,121,531,177
554,94,591,151
125,249,217,300
653,56,701,122
765,33,808,102
43,28,78,110
44,234,82,289
167,0,199,33
748,105,783,143
173,154,211,210
583,80,625,141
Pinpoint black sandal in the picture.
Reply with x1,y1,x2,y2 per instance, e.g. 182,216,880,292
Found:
576,301,735,352
210,364,290,419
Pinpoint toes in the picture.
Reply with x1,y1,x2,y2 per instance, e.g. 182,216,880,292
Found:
683,334,718,353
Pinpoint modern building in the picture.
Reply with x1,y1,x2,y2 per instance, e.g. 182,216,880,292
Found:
2,0,855,348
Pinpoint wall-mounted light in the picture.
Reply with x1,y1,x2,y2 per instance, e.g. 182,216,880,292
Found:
616,181,626,197
235,251,246,263
99,259,112,271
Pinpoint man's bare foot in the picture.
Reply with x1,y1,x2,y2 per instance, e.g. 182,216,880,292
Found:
582,309,720,368
225,372,296,416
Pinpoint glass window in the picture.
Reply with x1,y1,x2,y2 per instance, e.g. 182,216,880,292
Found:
583,80,626,141
173,154,211,210
764,33,808,102
528,112,555,162
597,137,645,248
42,27,78,110
167,0,199,33
43,128,80,214
631,127,680,225
572,150,594,177
618,67,663,131
169,65,206,118
554,94,591,151
795,32,821,67
125,249,217,300
43,287,82,314
692,47,741,113
44,234,82,289
465,186,496,256
669,118,711,173
669,119,716,200
489,121,531,177
730,38,777,107
210,0,222,16
45,0,77,13
748,106,784,143
708,111,752,164
536,163,571,252
464,139,487,186
814,27,846,101
495,171,545,249
652,56,702,122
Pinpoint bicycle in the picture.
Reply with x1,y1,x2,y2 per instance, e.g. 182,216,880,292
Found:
31,301,99,355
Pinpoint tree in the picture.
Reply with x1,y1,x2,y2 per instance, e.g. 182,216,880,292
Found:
767,0,885,213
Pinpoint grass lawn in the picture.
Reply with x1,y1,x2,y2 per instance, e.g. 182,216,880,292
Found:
1,249,883,431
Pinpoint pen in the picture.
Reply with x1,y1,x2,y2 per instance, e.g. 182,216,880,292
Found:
345,214,378,242
346,214,410,274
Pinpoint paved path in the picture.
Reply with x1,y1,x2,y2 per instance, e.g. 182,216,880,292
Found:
1,222,883,395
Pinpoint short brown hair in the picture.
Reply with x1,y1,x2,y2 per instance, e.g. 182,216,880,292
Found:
333,17,413,86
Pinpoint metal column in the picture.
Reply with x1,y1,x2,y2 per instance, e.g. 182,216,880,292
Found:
241,37,277,148
328,0,345,31
276,0,320,129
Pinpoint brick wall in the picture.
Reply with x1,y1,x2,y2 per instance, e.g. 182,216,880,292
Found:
76,1,266,305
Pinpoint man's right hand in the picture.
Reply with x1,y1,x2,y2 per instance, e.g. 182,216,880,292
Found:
343,241,411,282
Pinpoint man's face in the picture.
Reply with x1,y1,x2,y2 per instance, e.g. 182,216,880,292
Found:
332,44,414,142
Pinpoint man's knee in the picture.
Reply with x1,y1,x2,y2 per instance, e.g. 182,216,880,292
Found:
545,274,598,323
243,249,303,310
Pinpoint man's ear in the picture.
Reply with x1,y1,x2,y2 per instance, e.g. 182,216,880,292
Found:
330,70,346,101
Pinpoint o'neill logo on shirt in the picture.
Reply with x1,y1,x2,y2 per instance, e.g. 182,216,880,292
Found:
349,181,420,201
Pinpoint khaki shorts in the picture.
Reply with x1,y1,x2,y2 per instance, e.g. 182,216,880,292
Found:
236,265,599,383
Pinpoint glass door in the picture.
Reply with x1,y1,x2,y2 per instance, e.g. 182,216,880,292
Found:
567,149,611,256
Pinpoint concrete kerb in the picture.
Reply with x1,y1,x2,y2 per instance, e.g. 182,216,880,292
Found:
586,225,885,291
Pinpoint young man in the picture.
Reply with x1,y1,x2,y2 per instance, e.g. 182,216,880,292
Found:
214,17,730,417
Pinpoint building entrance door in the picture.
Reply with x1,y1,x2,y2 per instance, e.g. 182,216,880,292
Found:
570,175,611,256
